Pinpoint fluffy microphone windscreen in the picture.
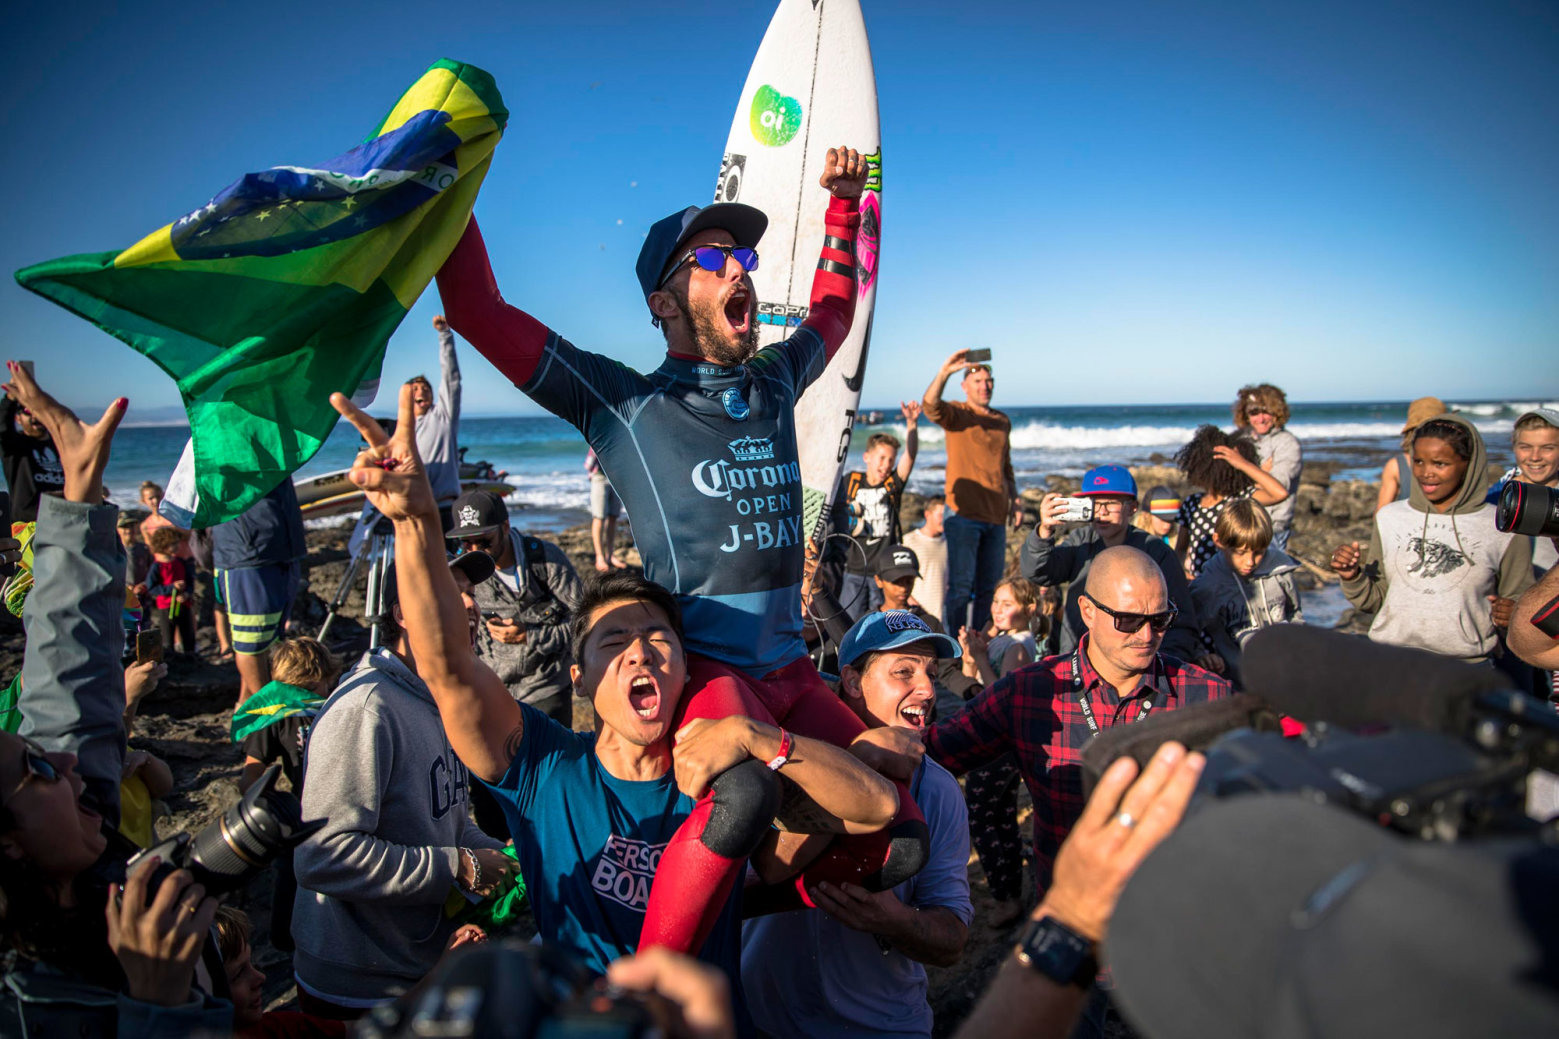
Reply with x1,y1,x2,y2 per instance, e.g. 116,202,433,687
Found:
1241,625,1511,731
1080,693,1281,797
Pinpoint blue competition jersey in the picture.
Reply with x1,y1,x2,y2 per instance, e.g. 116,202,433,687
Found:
483,705,744,983
523,329,827,675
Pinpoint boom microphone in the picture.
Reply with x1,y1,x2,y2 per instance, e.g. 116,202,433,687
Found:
1080,693,1282,797
1241,625,1514,732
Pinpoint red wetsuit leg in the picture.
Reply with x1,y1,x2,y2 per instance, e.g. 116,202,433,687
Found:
638,655,775,955
756,658,928,911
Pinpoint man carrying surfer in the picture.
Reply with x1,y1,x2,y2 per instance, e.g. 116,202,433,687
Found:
435,143,929,957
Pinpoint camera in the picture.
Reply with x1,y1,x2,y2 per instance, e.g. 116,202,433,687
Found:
123,764,321,900
1193,694,1558,840
356,941,670,1039
1054,496,1093,523
1082,627,1559,842
1495,480,1559,539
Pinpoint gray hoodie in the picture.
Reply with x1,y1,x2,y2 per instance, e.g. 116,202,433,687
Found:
292,648,502,1006
1341,413,1533,663
1191,547,1303,685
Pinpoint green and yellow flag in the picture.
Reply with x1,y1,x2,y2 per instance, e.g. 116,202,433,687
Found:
15,59,506,526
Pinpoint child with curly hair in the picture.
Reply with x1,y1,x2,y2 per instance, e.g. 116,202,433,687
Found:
1173,424,1290,579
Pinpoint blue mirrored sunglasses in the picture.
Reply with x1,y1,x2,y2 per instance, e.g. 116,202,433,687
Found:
659,245,759,288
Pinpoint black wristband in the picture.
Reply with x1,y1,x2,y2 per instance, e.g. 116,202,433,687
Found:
1532,591,1559,640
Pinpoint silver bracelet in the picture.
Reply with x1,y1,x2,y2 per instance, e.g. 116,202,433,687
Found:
462,848,481,891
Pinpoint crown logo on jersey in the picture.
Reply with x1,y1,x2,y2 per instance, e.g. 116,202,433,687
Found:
728,436,774,462
458,505,480,528
882,611,930,634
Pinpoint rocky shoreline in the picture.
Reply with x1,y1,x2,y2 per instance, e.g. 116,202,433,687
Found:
0,456,1497,1029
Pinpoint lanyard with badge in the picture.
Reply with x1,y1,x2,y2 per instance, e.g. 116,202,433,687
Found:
1072,648,1161,737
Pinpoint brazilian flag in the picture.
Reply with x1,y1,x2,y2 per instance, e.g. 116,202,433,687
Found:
14,60,506,526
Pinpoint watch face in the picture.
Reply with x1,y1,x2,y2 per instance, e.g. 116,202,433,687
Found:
1018,917,1095,987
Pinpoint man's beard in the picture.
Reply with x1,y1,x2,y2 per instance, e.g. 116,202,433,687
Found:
673,287,759,366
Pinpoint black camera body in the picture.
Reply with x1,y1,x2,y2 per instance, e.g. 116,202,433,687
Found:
1198,724,1537,840
1496,479,1559,538
356,941,666,1039
123,763,321,899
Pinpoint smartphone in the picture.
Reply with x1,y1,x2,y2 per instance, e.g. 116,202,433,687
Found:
17,361,33,379
964,348,992,364
1054,496,1094,523
135,629,164,665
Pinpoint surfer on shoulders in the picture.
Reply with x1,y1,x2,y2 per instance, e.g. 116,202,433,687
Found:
434,144,931,958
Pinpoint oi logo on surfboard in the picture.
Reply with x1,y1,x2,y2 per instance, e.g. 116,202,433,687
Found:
750,85,801,147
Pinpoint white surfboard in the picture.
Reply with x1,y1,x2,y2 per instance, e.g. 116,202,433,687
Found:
714,0,882,547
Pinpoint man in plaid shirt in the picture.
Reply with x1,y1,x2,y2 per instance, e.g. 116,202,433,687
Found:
926,546,1232,891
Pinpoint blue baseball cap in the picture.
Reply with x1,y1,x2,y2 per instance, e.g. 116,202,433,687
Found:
838,610,961,670
635,203,768,304
1078,464,1138,498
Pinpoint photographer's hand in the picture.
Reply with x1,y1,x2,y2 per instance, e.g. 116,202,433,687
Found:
1488,594,1515,629
1037,493,1065,541
954,743,1203,1039
2,361,126,504
607,948,735,1039
1040,741,1203,944
105,856,220,1007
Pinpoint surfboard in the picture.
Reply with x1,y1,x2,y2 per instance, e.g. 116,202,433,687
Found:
714,0,882,548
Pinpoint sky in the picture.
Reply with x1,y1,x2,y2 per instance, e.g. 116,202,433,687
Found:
3,0,1556,419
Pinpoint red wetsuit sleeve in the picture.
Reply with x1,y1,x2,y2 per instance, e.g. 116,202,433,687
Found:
435,217,552,389
802,195,861,362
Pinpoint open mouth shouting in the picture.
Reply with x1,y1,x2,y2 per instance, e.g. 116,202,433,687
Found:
898,699,932,730
627,673,663,721
723,286,753,337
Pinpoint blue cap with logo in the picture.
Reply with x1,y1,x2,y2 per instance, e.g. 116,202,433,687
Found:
838,610,961,670
1078,464,1138,498
635,203,769,304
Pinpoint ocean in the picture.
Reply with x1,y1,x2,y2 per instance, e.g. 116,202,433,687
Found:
104,397,1551,533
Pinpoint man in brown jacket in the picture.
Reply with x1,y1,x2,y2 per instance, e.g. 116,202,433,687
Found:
923,349,1022,632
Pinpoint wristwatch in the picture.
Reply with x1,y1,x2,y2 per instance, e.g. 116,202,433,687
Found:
1014,915,1098,989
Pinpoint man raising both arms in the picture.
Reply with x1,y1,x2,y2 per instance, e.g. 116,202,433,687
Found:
436,143,929,955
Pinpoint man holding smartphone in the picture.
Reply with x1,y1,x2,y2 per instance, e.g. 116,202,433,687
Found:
449,488,583,726
923,349,1023,632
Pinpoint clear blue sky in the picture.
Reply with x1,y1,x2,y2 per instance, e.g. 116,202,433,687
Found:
4,0,1556,418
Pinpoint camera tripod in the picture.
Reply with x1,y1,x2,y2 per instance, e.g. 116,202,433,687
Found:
318,512,395,650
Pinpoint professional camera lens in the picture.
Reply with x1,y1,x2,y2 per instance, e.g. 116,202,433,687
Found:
125,763,322,901
1496,480,1559,538
184,764,319,894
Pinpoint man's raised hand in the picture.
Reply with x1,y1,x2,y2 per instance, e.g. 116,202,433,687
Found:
2,360,126,504
820,145,868,199
330,384,437,522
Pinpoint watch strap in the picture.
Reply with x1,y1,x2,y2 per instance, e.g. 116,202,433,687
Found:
1015,915,1098,989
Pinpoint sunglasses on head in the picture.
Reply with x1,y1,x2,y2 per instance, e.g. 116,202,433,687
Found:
4,739,61,802
658,245,759,289
1082,593,1178,635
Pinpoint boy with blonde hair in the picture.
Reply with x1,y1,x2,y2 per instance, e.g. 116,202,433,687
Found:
1190,498,1302,686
